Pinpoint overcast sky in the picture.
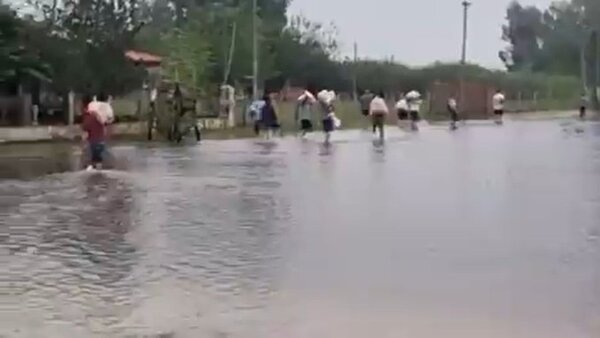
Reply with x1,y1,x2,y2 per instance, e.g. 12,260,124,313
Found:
289,0,554,69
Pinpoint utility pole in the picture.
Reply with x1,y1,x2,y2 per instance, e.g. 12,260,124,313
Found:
223,22,237,86
595,30,599,110
581,41,588,95
252,0,258,100
461,0,472,65
460,1,472,118
353,42,358,101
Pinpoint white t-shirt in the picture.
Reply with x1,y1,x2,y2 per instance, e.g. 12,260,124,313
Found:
448,98,457,111
369,96,389,115
493,93,505,111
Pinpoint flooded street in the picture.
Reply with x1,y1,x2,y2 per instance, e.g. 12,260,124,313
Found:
1,117,600,337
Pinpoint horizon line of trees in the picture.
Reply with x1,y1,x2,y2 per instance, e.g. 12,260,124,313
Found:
0,0,591,105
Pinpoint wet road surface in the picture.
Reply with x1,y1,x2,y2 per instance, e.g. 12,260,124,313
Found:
1,117,600,337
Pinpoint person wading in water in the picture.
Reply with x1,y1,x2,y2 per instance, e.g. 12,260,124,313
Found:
360,89,375,130
395,93,408,129
370,91,389,141
82,93,112,170
295,90,316,138
259,94,279,139
405,90,422,131
448,96,459,130
492,89,505,125
579,93,589,120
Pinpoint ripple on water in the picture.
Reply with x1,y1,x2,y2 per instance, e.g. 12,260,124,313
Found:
2,124,600,337
2,143,292,337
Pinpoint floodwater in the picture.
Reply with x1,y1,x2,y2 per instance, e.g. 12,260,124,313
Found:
1,116,600,337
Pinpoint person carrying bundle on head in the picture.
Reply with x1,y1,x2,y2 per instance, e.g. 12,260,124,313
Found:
295,89,316,137
317,90,341,145
492,89,505,125
82,93,114,170
405,90,422,131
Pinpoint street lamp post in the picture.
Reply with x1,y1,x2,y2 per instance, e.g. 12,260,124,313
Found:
596,30,600,110
461,0,472,65
459,1,472,119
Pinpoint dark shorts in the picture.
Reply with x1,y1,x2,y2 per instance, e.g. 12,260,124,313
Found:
449,109,459,122
300,119,313,131
322,117,334,133
397,109,408,120
372,114,385,129
409,110,420,122
361,109,370,117
89,143,105,163
494,109,504,116
580,106,586,116
253,121,261,135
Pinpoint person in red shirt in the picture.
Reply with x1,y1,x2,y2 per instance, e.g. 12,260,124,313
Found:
81,93,109,170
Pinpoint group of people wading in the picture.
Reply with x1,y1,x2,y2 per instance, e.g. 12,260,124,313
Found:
246,86,507,145
247,88,341,145
359,89,425,140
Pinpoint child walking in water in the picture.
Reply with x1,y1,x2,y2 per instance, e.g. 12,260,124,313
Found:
370,91,389,141
82,93,113,170
259,94,279,139
492,89,505,125
295,90,316,137
359,89,375,130
580,93,589,119
405,90,422,131
448,96,459,130
317,90,338,145
247,98,265,136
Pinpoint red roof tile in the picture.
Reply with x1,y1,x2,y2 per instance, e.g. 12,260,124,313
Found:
125,50,162,65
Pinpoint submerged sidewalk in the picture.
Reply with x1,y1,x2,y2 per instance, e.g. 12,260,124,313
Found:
0,118,227,143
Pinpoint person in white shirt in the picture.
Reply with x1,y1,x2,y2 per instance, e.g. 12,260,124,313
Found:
395,94,408,121
580,93,589,119
447,96,459,130
369,91,389,141
317,89,338,145
492,89,505,125
405,90,422,131
247,98,265,135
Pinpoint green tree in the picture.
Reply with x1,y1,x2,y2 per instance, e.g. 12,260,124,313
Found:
22,0,146,94
499,1,544,71
0,5,50,84
271,15,347,91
